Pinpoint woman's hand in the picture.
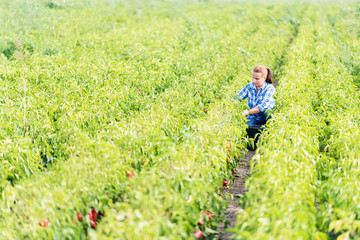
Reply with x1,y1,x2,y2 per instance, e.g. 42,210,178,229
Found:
243,110,250,116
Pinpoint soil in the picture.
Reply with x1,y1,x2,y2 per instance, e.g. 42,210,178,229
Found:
216,150,255,239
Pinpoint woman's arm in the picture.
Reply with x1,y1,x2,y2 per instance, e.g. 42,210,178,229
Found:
249,107,260,115
235,83,250,102
243,107,260,115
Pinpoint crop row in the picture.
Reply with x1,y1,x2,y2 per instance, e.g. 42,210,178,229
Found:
234,4,360,240
311,9,360,239
0,1,294,190
326,4,360,87
234,6,325,239
0,1,304,239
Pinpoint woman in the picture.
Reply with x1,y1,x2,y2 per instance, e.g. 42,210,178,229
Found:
235,65,275,126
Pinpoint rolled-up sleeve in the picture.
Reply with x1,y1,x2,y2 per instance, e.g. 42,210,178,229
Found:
256,86,275,112
235,84,250,102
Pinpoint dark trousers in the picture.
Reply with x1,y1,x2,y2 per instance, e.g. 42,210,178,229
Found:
246,111,272,126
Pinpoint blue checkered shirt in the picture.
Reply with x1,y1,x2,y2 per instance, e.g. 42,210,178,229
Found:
235,82,275,120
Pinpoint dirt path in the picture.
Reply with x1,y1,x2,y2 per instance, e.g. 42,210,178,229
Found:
216,150,255,239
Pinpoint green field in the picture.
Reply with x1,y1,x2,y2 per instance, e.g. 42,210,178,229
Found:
0,0,360,239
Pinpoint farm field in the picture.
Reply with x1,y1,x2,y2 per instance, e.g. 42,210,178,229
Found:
0,0,359,239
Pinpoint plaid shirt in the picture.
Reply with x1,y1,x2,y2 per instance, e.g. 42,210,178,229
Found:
235,82,275,120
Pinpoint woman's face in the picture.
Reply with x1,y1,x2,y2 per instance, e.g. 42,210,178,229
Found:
252,72,266,89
